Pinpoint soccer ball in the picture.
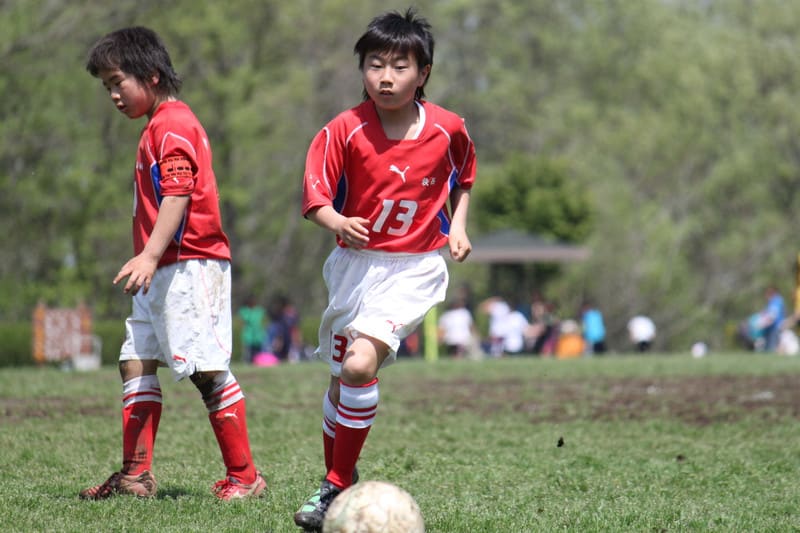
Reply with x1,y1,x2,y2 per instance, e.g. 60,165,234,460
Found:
322,481,425,533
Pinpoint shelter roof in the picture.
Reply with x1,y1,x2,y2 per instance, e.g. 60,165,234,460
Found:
466,229,590,263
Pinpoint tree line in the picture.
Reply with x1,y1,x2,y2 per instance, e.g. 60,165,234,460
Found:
2,0,799,350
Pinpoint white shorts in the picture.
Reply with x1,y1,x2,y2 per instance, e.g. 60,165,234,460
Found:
119,259,232,381
316,247,448,376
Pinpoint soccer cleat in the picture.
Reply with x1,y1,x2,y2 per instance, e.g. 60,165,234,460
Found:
293,479,343,532
212,471,267,500
79,470,157,500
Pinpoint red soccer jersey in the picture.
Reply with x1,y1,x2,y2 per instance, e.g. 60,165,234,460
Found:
302,100,477,253
133,101,230,266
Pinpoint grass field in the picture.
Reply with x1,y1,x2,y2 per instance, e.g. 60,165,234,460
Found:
1,353,799,532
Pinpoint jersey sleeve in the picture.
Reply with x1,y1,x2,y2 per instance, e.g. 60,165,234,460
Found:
153,120,199,197
452,119,477,191
302,121,347,216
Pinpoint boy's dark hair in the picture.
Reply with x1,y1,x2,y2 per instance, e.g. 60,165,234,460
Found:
354,7,434,100
86,26,181,96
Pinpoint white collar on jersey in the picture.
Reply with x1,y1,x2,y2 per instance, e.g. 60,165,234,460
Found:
411,100,426,140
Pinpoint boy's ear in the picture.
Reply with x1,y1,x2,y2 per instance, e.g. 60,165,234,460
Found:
419,64,431,84
149,72,160,87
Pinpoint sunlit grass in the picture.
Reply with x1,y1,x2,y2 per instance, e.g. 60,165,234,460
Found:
1,353,799,532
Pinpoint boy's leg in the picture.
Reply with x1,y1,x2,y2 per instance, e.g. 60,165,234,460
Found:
321,382,339,472
326,377,379,488
193,370,265,500
80,360,161,499
295,337,384,530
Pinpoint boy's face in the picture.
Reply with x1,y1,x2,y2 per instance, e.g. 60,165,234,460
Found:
97,68,160,120
361,50,430,111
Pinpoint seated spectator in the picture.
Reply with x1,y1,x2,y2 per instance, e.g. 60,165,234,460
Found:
555,319,585,359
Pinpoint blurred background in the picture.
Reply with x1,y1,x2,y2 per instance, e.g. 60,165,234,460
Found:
3,0,800,363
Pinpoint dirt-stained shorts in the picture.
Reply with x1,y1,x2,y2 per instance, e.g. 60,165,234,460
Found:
316,247,448,376
119,259,232,381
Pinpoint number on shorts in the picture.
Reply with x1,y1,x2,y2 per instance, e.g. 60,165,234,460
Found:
332,334,348,363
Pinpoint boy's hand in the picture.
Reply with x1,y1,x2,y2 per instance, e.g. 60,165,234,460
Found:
113,253,159,295
448,227,471,262
337,216,371,249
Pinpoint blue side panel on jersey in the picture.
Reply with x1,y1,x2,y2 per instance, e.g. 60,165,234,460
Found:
438,168,460,236
437,209,451,235
151,162,163,200
333,174,347,213
150,162,186,243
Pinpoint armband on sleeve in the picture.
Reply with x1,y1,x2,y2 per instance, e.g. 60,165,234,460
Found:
158,156,195,195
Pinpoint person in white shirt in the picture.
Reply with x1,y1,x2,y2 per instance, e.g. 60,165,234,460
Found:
438,298,476,358
628,315,656,352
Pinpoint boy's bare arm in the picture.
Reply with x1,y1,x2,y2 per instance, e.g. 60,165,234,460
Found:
114,195,190,294
307,205,371,249
448,187,471,262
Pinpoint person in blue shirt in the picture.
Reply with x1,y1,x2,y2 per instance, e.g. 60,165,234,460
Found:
759,286,785,352
581,301,607,355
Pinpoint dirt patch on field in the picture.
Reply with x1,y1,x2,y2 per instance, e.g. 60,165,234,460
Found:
403,374,800,426
0,396,112,423
4,374,798,427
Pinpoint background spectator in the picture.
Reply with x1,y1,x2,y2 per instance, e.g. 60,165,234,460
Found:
628,315,656,352
238,296,265,364
580,301,607,355
556,319,585,359
438,297,477,358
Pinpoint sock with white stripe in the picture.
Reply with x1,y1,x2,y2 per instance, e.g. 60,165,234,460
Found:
121,374,162,475
205,371,257,484
327,378,378,489
322,390,337,471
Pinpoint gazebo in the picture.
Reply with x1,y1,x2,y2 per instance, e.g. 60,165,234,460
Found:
468,229,590,264
464,228,590,298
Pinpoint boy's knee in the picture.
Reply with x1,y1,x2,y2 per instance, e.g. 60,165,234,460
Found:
340,357,375,385
119,359,158,381
190,370,223,396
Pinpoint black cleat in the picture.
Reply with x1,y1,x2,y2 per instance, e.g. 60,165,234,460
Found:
294,479,343,532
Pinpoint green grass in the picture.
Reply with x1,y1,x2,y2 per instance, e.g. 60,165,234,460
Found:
1,353,799,532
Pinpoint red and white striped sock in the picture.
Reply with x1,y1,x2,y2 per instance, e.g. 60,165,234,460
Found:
121,375,162,475
326,378,378,489
322,390,338,471
204,372,257,484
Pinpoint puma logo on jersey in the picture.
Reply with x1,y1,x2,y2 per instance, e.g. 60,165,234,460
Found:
389,164,410,183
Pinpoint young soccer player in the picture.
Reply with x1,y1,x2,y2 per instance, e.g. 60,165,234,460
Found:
293,8,476,530
80,27,265,501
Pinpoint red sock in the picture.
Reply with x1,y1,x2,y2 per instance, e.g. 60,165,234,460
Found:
323,432,335,472
322,390,338,471
209,398,257,484
122,402,161,475
328,425,370,488
326,378,378,489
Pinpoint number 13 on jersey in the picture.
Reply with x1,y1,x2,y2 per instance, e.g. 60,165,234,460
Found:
373,199,418,236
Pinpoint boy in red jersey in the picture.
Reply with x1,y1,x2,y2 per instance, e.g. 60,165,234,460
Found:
294,8,476,531
80,27,265,501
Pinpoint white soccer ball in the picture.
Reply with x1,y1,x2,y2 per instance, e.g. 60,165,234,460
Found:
322,481,425,533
